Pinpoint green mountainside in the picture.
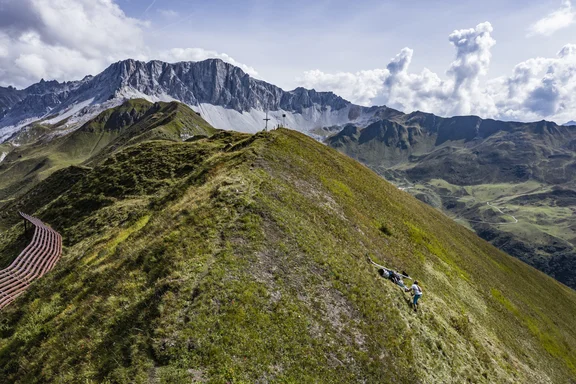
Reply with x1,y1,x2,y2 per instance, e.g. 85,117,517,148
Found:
0,125,575,383
329,115,576,289
0,99,215,207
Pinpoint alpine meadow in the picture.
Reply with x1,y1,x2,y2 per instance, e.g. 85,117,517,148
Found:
1,1,576,383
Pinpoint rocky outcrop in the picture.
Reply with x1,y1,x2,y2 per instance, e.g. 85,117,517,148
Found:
0,86,26,118
0,59,356,133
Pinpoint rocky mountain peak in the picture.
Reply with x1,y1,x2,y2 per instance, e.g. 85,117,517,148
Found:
0,58,377,138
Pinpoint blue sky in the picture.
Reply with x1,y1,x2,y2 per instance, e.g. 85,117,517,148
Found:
117,0,573,88
0,0,575,122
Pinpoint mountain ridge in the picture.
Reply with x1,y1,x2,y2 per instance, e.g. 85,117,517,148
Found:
1,58,572,146
0,59,374,139
0,127,575,383
0,99,216,207
328,114,576,288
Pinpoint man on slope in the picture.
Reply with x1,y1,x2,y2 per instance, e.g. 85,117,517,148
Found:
405,280,423,312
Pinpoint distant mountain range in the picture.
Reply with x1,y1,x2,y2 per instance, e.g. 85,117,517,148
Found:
2,57,573,147
328,112,576,183
2,58,576,289
0,59,384,141
328,113,576,288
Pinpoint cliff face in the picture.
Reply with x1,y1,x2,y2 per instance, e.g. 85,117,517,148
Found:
96,60,350,113
0,59,359,135
0,86,26,117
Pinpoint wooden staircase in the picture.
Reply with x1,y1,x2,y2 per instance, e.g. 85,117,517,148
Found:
0,213,62,310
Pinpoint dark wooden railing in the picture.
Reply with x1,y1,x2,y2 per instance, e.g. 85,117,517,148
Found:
0,212,62,309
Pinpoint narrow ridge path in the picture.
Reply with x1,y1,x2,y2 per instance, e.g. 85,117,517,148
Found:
398,183,520,225
486,202,518,223
0,212,62,310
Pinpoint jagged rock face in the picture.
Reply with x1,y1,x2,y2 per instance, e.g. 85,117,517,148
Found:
98,60,350,113
0,79,85,127
112,60,353,116
0,59,356,134
0,86,26,118
4,58,572,144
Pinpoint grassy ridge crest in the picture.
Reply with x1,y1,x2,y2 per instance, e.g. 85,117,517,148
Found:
0,128,574,383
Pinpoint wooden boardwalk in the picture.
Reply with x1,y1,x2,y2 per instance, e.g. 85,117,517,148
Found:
0,213,62,310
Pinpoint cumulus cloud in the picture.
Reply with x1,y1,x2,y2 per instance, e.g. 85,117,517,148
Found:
386,48,413,75
0,0,257,87
446,22,496,115
299,69,387,106
300,22,497,116
490,44,576,122
0,0,146,87
299,22,576,122
528,0,576,37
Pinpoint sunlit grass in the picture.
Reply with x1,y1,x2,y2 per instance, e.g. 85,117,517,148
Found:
0,129,574,383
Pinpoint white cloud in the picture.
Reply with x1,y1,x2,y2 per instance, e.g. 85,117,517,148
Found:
558,43,576,57
446,22,496,115
528,0,576,37
490,45,576,122
0,0,257,87
298,69,387,106
0,0,146,86
300,22,496,116
299,22,576,123
158,9,179,19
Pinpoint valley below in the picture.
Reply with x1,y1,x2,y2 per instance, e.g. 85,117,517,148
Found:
329,114,576,289
391,178,576,288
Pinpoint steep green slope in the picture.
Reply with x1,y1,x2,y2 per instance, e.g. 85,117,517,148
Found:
61,99,216,165
0,129,575,383
0,99,216,203
329,117,576,289
0,166,89,231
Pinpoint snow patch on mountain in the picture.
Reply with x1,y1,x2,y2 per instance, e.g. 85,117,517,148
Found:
114,87,178,104
194,104,375,134
0,152,7,164
43,98,96,125
0,59,389,142
0,118,40,143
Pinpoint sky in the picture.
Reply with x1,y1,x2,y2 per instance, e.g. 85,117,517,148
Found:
0,0,576,123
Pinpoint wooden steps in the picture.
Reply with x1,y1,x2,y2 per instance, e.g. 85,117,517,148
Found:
0,213,62,310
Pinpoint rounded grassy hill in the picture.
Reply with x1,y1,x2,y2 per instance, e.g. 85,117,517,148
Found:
0,127,575,383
